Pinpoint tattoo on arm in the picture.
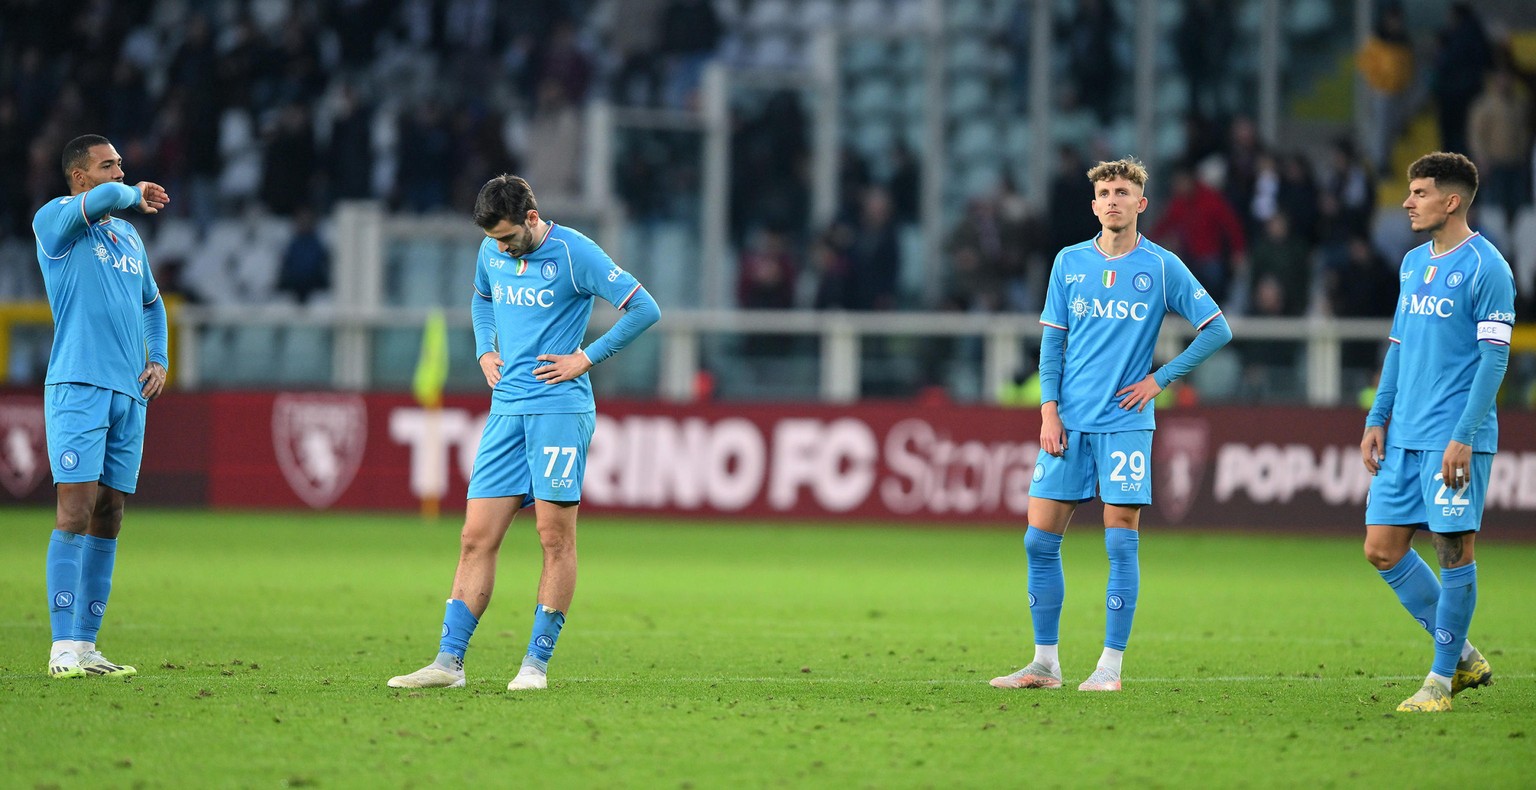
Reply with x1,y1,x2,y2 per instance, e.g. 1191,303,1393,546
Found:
1433,532,1466,567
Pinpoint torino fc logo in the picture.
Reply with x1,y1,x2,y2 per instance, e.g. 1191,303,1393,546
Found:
0,396,48,497
272,394,368,508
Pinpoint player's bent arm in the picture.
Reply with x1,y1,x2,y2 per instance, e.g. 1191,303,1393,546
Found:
1450,340,1511,445
583,287,660,364
1365,340,1401,428
1152,314,1231,389
33,183,142,256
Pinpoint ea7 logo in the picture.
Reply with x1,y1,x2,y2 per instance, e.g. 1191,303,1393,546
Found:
1065,274,1087,284
1442,507,1465,517
1407,294,1453,317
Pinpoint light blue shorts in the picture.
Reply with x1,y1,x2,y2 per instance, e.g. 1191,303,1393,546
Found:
467,412,596,503
44,383,145,493
1365,446,1491,533
1030,429,1153,506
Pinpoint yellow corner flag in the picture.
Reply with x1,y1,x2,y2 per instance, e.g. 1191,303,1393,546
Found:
413,309,450,410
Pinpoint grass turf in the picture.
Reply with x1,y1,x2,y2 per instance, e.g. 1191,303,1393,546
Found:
1,509,1533,788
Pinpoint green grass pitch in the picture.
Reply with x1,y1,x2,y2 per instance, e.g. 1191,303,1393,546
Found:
1,508,1533,788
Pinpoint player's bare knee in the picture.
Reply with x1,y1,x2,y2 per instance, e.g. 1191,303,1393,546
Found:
1363,542,1402,570
458,524,503,557
88,492,125,538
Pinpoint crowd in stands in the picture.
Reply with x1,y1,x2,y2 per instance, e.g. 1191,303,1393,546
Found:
1,0,1534,399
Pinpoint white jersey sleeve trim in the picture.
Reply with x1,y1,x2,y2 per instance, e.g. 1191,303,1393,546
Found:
473,284,491,299
618,283,641,308
1196,310,1223,330
1039,319,1067,330
1477,321,1512,344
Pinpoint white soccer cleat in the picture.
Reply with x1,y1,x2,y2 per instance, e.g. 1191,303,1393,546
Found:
1077,666,1122,691
989,661,1063,689
507,665,548,691
387,662,465,689
78,650,137,678
49,650,85,680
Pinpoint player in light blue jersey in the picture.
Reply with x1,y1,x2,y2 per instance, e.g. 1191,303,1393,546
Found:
991,158,1232,692
35,135,170,680
1361,152,1514,713
390,175,660,691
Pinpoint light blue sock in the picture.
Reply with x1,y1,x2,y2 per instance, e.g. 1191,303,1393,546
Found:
438,599,479,662
1431,563,1477,677
1024,527,1064,648
1104,528,1140,651
46,531,83,643
1378,550,1440,635
72,534,117,643
523,604,566,672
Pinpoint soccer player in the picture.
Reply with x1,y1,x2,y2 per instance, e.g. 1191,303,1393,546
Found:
389,174,660,691
991,157,1232,692
1360,152,1513,713
36,134,170,679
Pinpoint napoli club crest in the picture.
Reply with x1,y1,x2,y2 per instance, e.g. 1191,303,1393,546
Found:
542,261,558,280
1153,418,1210,523
272,394,367,508
0,396,49,498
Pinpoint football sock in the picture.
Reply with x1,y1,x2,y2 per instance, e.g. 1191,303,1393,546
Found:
1098,647,1124,675
72,534,117,644
1461,641,1475,661
523,604,565,673
1104,528,1140,651
1427,673,1452,691
1378,550,1439,635
46,531,83,643
1431,563,1477,678
1024,527,1064,649
438,599,479,660
1032,643,1059,670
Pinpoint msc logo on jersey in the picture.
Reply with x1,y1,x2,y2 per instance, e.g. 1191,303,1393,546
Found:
1102,271,1117,288
1071,296,1151,321
1065,274,1087,284
1405,294,1454,317
493,283,556,308
1423,265,1438,284
1446,271,1464,288
542,262,558,280
1132,273,1153,293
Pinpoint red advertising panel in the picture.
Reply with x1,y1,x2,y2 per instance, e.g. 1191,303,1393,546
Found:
3,391,1534,533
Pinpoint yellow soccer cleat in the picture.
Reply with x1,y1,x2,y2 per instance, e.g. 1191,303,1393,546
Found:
49,651,85,680
1452,647,1492,696
1396,679,1452,712
78,650,137,678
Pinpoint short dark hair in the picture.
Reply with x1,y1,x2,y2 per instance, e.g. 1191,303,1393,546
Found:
472,174,538,229
61,134,113,181
1407,151,1479,202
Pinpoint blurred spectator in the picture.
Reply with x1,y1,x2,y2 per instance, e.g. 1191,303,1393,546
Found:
325,83,376,202
812,229,855,310
1317,138,1376,269
1326,234,1400,382
608,0,669,107
529,17,594,107
1240,273,1299,399
278,208,332,305
396,102,455,212
260,103,318,216
1468,68,1532,229
738,228,797,310
0,97,29,237
846,187,900,310
1153,165,1247,306
730,91,810,246
1278,153,1321,246
1246,213,1311,317
1176,0,1235,120
887,140,921,225
1356,2,1414,175
1222,116,1264,233
1432,2,1492,156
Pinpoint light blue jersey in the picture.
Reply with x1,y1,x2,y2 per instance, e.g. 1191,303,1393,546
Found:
34,183,165,403
1385,233,1515,453
472,224,645,415
1039,234,1222,432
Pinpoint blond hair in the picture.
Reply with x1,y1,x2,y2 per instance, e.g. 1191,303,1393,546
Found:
1086,157,1149,189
